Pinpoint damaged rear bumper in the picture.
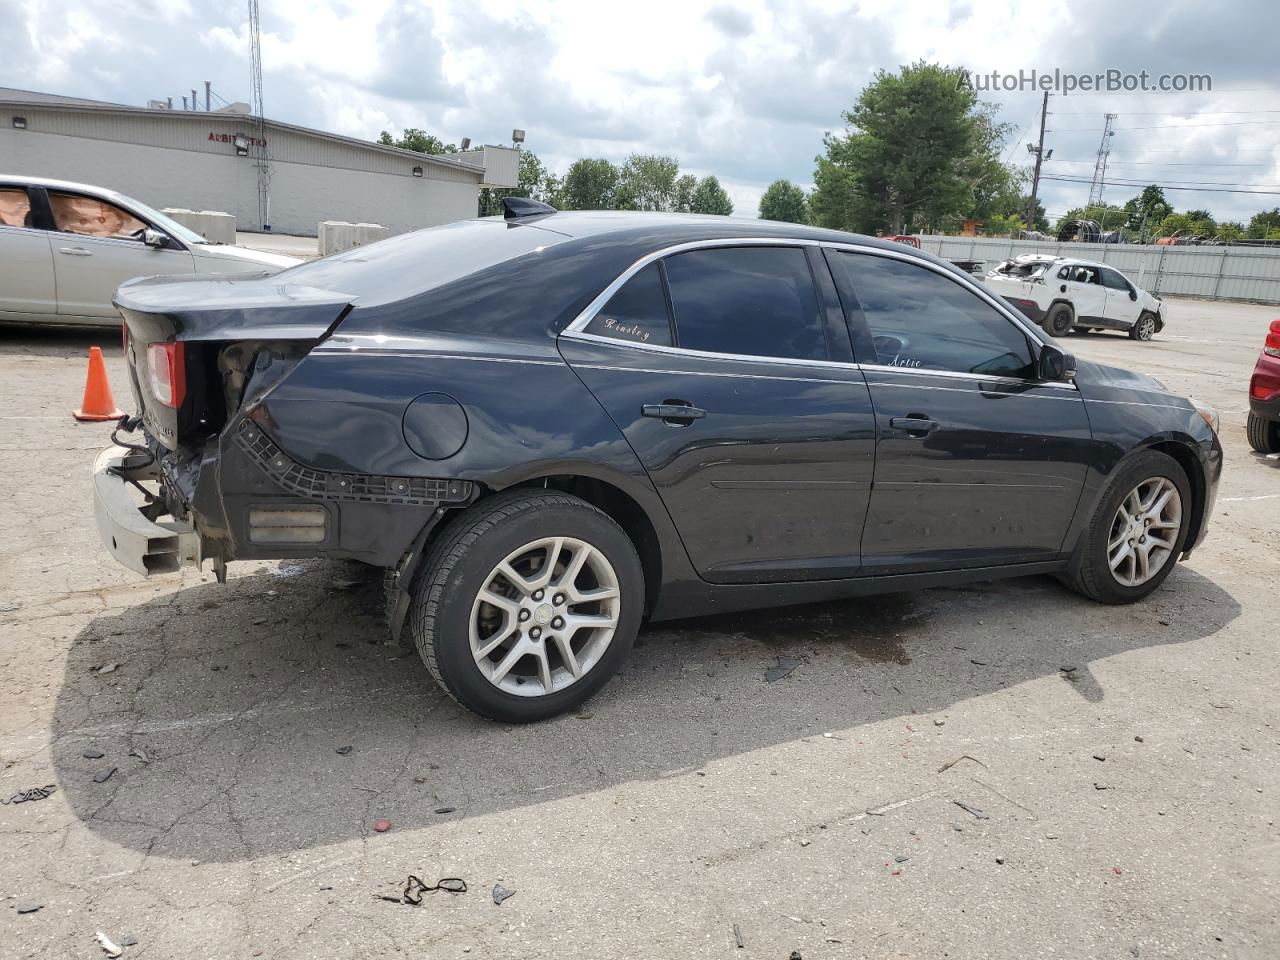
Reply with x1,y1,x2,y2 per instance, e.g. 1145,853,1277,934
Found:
93,446,200,576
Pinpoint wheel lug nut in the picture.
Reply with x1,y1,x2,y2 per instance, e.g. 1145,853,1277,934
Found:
553,593,564,605
518,610,530,621
530,627,541,639
533,589,544,601
552,617,564,629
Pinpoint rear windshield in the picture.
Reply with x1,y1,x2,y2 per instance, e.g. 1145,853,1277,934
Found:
272,219,568,306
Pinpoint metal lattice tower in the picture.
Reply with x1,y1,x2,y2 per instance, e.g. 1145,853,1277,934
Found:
1087,113,1117,207
248,0,272,230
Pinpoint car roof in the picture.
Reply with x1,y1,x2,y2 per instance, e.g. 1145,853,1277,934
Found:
481,209,930,255
0,174,131,205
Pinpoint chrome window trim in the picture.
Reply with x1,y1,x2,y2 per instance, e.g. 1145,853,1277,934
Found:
863,380,1084,403
560,236,1076,391
572,361,856,386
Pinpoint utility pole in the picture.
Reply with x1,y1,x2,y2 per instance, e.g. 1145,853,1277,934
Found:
205,80,211,112
1088,113,1118,207
249,0,272,230
1025,91,1050,234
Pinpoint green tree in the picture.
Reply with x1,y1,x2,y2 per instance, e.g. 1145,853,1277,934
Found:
984,212,1025,236
689,176,734,215
478,150,554,216
1247,208,1280,239
557,158,620,210
673,174,699,213
616,154,681,211
1155,211,1215,239
758,180,809,223
1018,195,1049,232
810,61,1010,234
377,128,458,154
1215,221,1245,242
1122,185,1173,238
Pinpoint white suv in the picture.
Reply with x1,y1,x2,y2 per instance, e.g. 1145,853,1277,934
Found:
0,175,300,326
983,254,1164,341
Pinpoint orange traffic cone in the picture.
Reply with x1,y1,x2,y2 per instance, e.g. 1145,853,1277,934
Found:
73,346,125,422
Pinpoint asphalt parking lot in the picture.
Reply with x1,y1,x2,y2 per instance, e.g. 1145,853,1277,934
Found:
1,299,1277,960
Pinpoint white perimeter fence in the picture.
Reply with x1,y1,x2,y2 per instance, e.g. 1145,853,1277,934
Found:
917,235,1280,305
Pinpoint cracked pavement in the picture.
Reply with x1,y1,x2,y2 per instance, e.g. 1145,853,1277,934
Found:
1,303,1278,959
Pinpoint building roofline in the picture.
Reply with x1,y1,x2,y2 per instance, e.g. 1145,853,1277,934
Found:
0,91,484,177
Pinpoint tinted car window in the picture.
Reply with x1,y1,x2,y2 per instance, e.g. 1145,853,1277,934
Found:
834,251,1035,379
663,247,826,361
585,263,672,346
1099,268,1130,291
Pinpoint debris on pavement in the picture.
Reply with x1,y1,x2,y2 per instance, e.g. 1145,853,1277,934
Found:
83,749,105,759
129,747,153,764
335,746,353,756
373,819,392,833
16,901,43,914
953,800,990,820
790,951,803,959
492,883,516,905
938,754,987,773
434,806,457,814
894,855,909,863
3,784,57,804
96,662,120,675
332,578,362,590
93,768,117,783
764,657,801,682
397,875,468,905
732,923,744,948
95,931,124,957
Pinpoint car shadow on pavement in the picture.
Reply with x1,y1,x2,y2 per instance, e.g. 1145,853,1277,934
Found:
49,561,1238,863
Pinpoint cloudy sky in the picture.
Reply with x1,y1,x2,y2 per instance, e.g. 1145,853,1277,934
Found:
5,0,1280,224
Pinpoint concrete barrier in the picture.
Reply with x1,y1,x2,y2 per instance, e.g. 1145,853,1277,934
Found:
318,221,389,256
161,208,237,245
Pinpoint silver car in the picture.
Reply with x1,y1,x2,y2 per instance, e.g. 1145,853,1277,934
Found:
0,175,300,326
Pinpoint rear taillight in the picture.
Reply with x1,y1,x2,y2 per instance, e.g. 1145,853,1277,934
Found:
1264,319,1280,358
147,342,186,409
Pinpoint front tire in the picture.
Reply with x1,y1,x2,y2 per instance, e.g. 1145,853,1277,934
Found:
1246,411,1280,453
1062,450,1192,604
1129,312,1157,341
1044,303,1074,338
409,491,644,722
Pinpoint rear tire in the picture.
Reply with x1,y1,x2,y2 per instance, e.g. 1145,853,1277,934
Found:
1045,303,1074,338
1062,450,1192,604
1129,312,1157,341
1246,411,1280,453
408,490,644,722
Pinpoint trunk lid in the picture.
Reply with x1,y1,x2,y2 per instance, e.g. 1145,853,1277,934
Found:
114,272,352,451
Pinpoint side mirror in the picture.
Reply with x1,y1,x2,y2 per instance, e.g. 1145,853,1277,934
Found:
1129,289,1138,301
1038,343,1076,382
142,228,171,249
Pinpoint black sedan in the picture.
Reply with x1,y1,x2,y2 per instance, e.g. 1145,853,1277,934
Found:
95,200,1222,721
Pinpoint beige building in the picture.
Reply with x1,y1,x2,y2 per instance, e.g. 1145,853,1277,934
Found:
0,87,519,237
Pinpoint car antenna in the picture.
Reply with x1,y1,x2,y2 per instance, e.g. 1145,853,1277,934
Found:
501,197,557,220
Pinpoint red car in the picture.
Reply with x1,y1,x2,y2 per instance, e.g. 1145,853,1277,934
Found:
1248,319,1280,454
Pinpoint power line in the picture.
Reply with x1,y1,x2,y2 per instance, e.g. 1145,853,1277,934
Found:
1052,108,1280,116
1052,118,1280,130
1041,174,1280,196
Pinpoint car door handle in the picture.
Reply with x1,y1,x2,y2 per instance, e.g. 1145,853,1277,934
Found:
642,402,706,424
889,416,938,438
59,246,92,256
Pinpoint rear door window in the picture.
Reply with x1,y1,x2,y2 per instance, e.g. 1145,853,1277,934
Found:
662,246,827,361
585,263,673,346
0,187,33,228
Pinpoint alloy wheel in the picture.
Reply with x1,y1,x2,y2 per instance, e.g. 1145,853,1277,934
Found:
1107,476,1182,587
469,536,620,697
1136,316,1155,340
